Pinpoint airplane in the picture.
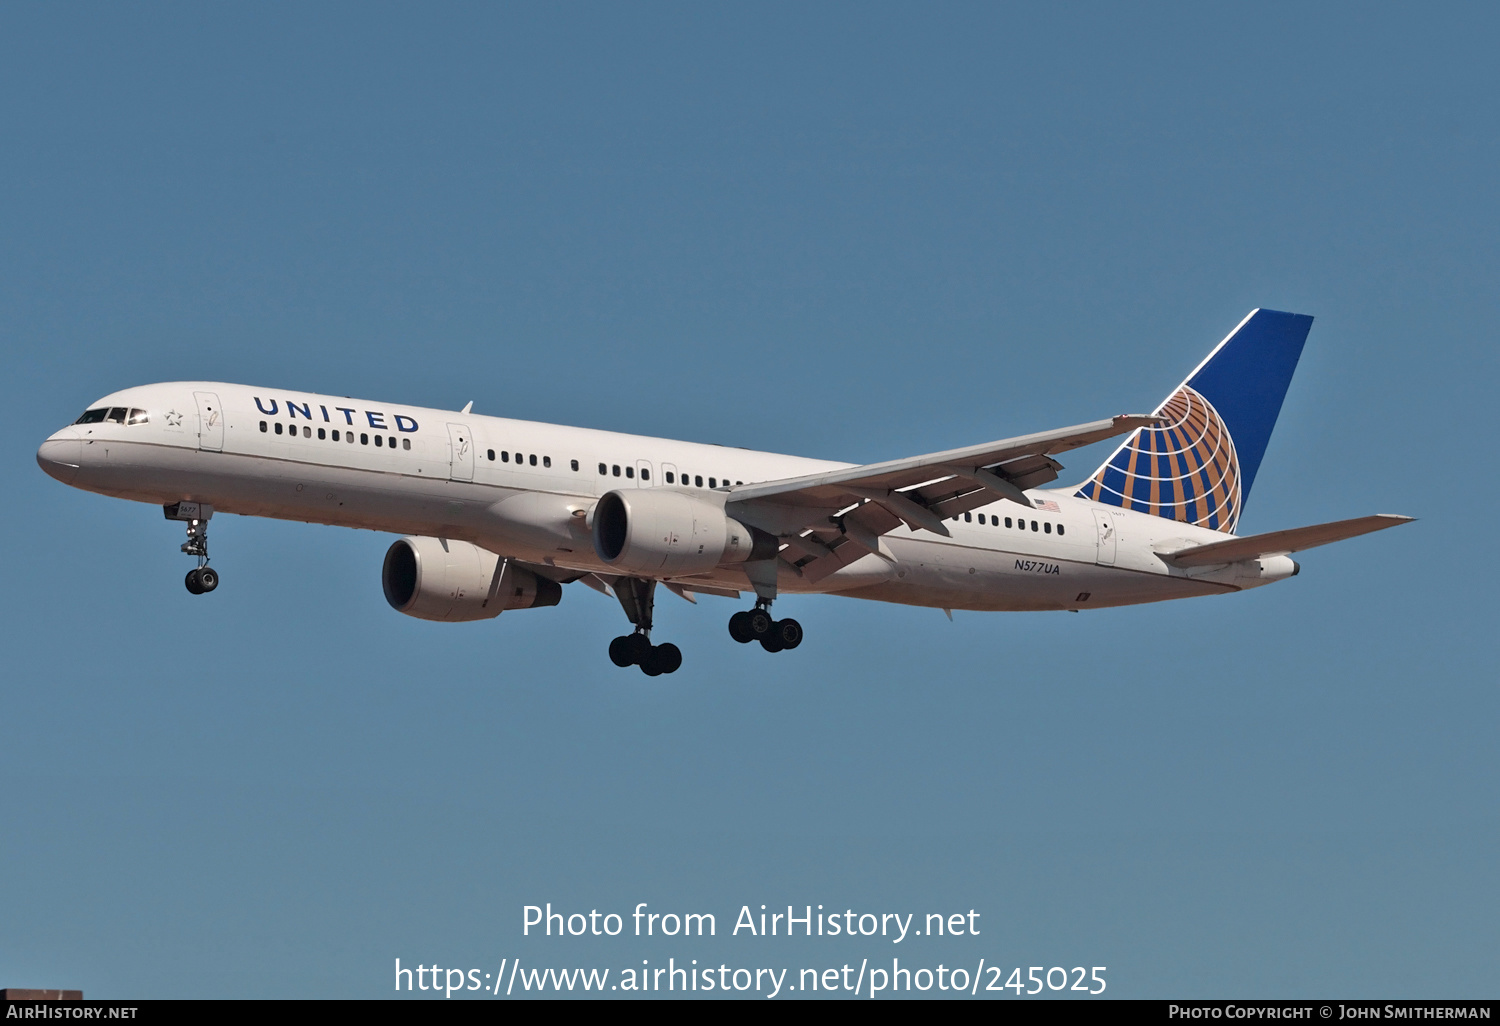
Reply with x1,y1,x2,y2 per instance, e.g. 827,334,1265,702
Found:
36,309,1411,676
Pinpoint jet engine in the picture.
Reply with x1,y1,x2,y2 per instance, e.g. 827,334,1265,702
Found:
382,536,562,622
592,489,776,577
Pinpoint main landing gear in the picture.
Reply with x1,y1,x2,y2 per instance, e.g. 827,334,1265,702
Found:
728,603,802,653
608,631,683,676
609,577,683,676
166,502,221,596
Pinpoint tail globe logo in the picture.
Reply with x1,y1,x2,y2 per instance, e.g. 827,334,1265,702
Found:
1077,385,1242,533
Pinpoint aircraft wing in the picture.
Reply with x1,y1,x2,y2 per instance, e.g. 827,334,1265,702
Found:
1158,514,1415,568
725,414,1158,584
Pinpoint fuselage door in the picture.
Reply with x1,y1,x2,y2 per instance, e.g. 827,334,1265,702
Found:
447,423,474,482
193,391,224,452
635,459,654,487
1092,509,1117,566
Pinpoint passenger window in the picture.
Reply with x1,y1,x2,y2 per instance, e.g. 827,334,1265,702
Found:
964,512,972,522
612,465,621,477
332,429,340,441
529,454,537,466
260,421,268,433
694,475,702,487
361,433,369,445
570,459,579,471
317,428,326,439
75,408,108,424
709,477,716,488
666,472,674,483
640,468,648,480
487,449,495,461
346,432,354,443
1057,524,1064,536
388,436,395,447
543,456,551,468
626,466,635,478
304,426,312,438
1044,522,1052,534
275,422,284,435
127,408,149,425
1005,517,1012,528
977,514,986,524
374,435,383,447
106,407,126,424
402,438,411,450
502,451,510,462
1031,520,1038,531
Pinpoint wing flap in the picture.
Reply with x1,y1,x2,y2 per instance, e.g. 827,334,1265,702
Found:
1159,514,1414,567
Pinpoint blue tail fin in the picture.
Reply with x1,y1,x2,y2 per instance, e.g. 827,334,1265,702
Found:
1075,309,1313,533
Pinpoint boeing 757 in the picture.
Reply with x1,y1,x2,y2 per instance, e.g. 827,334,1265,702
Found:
36,310,1411,675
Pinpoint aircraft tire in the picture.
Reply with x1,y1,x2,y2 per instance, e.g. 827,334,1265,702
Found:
653,643,682,674
775,618,802,650
747,608,773,638
197,567,220,593
728,611,755,643
185,569,205,595
759,634,785,654
608,636,637,667
623,632,653,666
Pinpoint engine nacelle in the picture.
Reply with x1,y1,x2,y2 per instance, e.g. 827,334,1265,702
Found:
382,536,562,622
592,489,776,577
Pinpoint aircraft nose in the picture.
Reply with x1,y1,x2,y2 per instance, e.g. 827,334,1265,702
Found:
37,430,83,485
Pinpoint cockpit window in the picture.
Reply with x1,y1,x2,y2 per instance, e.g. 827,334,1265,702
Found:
127,408,149,425
75,408,108,424
105,407,127,424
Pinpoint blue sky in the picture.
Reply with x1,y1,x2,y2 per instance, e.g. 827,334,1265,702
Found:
2,2,1495,998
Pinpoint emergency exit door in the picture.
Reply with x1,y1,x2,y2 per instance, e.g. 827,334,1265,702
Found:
447,423,474,482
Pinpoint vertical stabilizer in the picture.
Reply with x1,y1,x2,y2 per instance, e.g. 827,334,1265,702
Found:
1075,309,1312,533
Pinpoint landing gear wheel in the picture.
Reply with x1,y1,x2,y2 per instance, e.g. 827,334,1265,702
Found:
608,635,637,668
641,655,664,677
623,632,652,666
197,567,220,593
774,618,802,650
759,634,786,653
184,568,204,595
652,643,682,674
747,608,774,638
728,611,755,644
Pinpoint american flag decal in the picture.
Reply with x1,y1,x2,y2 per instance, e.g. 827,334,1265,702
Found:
1033,499,1060,512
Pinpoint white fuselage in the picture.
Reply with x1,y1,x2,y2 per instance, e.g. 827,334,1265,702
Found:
36,382,1297,612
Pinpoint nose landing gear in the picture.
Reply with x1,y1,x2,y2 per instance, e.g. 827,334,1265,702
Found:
184,566,219,595
166,502,221,596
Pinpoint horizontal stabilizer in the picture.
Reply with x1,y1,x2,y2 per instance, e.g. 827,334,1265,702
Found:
1159,514,1414,567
